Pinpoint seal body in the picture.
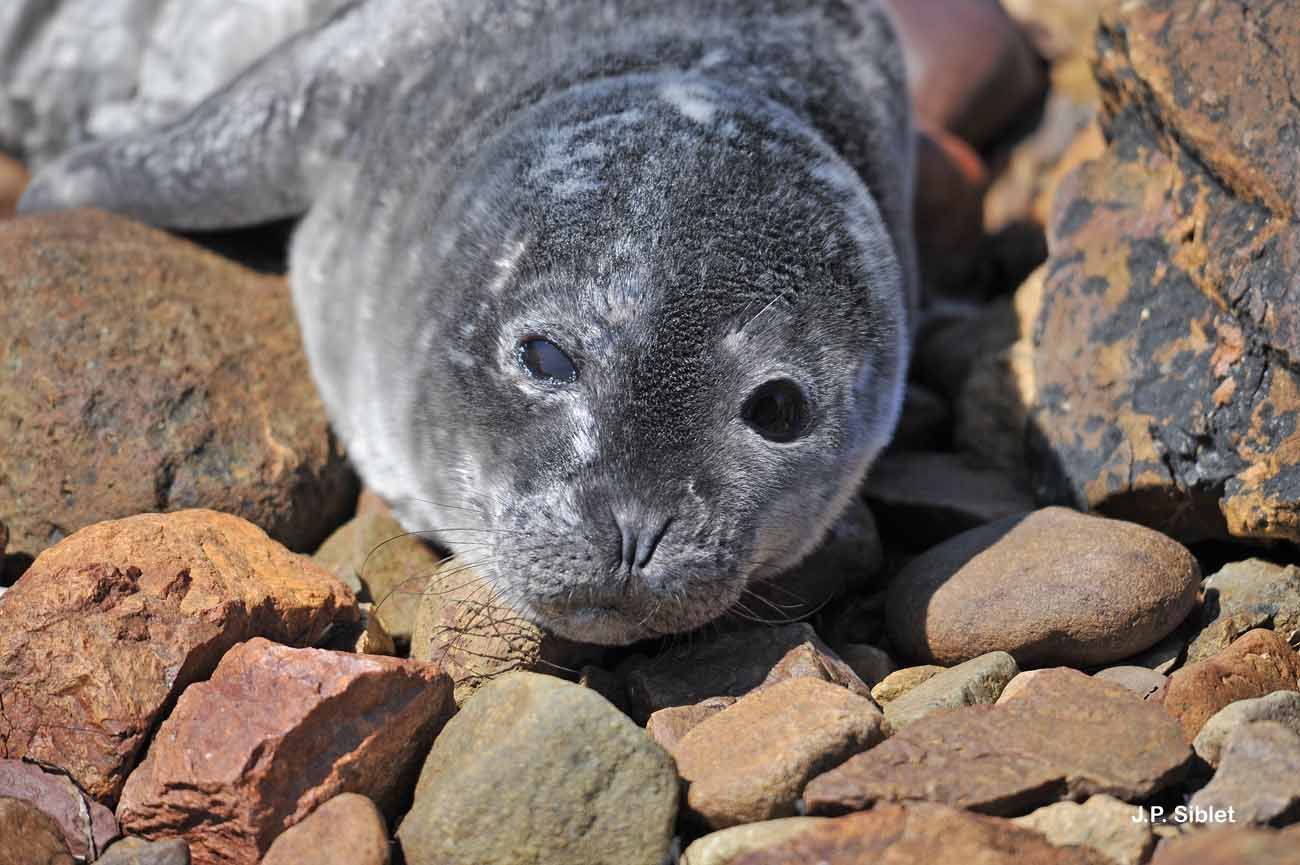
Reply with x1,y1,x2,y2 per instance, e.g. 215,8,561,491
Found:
19,0,916,644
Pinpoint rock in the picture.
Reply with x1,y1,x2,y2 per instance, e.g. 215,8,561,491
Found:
1025,1,1300,544
883,0,1046,150
117,638,451,865
621,622,870,721
0,510,358,804
864,451,1034,549
1094,666,1167,700
1149,826,1300,865
1194,691,1300,767
1158,629,1300,743
673,677,884,829
1013,796,1154,865
0,212,356,561
396,672,677,865
887,507,1201,667
681,818,830,865
835,643,897,689
995,669,1052,705
261,794,389,865
97,837,191,865
1124,630,1187,676
727,803,1111,865
883,651,1019,733
0,154,26,217
314,493,442,648
1188,560,1300,664
0,759,118,859
1189,721,1300,826
1000,0,1105,63
912,126,989,297
645,698,735,753
870,665,946,706
913,301,1022,401
890,384,952,452
0,796,74,865
409,556,596,706
805,668,1191,817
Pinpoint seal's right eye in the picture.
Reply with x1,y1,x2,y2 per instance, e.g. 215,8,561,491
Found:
518,337,578,383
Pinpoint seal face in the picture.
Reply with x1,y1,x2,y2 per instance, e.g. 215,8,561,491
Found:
18,0,917,644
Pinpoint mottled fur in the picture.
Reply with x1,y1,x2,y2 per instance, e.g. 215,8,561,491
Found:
20,0,916,643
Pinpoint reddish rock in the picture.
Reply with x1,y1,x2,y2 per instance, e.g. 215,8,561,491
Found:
1150,826,1300,865
729,803,1110,865
0,211,357,562
260,794,389,865
645,698,735,753
0,759,118,859
1158,629,1300,742
116,638,451,865
912,126,990,296
0,154,26,218
805,668,1191,817
621,623,870,722
673,678,884,829
0,796,75,865
887,508,1200,667
0,510,358,804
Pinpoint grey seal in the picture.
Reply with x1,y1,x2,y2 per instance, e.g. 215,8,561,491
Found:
19,0,917,644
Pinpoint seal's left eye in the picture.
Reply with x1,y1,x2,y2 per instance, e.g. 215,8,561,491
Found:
518,337,578,383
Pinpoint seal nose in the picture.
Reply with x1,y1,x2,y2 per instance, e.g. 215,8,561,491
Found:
615,511,673,578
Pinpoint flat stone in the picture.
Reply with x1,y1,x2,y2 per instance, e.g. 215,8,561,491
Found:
805,668,1191,817
0,154,26,218
883,651,1019,733
0,510,358,804
645,698,735,753
1123,630,1186,675
410,557,597,706
117,639,451,865
1194,691,1300,767
97,837,191,865
887,508,1201,667
1158,629,1300,743
835,643,897,689
1094,666,1167,700
1189,721,1300,826
0,211,357,562
261,794,389,865
681,818,830,865
870,665,945,706
0,759,118,859
674,677,884,829
1149,826,1300,865
863,451,1034,549
1013,796,1154,865
727,803,1111,865
1188,560,1300,664
621,623,870,722
0,795,74,865
396,672,677,865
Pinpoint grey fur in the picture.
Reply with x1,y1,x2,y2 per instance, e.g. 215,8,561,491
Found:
19,0,916,644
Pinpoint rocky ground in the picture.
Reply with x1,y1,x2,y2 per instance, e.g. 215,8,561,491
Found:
3,1,1300,864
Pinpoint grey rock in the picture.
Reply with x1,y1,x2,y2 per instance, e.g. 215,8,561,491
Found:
96,837,191,865
883,651,1019,733
1193,691,1300,767
1094,666,1167,700
680,818,830,865
1188,560,1300,665
1189,721,1300,826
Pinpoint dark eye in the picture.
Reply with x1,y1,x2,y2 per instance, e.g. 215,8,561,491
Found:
742,379,809,442
518,337,578,383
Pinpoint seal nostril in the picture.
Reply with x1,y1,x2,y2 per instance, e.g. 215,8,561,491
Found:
635,517,672,572
613,511,673,576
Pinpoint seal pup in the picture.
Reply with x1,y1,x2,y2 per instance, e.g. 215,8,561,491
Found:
19,0,917,645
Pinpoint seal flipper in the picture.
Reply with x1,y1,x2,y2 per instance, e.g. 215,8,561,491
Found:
17,0,421,230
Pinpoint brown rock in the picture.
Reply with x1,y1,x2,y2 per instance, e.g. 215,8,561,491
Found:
729,803,1111,865
1159,629,1300,742
621,623,870,722
1000,0,1104,63
0,154,26,218
0,796,75,865
870,665,946,706
887,508,1201,667
805,668,1191,817
863,451,1034,549
116,638,451,865
0,211,356,561
1188,559,1300,664
261,794,389,865
1189,721,1300,826
681,818,830,865
645,698,735,753
0,759,118,859
0,510,358,804
1013,796,1154,865
97,837,191,865
674,678,884,829
1150,826,1300,865
410,556,597,706
912,126,989,296
835,643,896,689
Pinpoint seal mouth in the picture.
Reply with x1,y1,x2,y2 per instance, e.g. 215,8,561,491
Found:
534,603,656,645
